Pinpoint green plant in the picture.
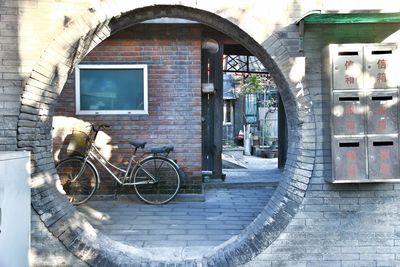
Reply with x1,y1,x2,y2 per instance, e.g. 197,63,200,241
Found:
263,97,277,110
238,74,265,95
261,123,271,146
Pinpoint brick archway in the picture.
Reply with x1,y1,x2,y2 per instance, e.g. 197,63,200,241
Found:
20,5,315,265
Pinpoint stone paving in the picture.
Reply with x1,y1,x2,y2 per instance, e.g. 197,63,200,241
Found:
212,156,281,188
77,156,280,257
78,187,274,248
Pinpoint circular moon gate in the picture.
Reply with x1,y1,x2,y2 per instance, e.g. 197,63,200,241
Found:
20,5,315,266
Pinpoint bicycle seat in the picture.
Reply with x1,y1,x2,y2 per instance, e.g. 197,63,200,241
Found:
129,140,147,148
151,145,174,154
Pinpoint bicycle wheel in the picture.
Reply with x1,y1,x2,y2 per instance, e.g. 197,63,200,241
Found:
133,156,181,204
56,157,98,205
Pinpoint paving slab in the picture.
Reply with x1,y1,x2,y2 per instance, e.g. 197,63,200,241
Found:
78,187,274,256
78,156,281,257
207,156,281,189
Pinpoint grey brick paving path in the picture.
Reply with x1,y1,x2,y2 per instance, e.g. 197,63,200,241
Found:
78,187,274,254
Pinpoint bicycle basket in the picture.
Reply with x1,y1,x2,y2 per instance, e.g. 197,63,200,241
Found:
66,130,91,156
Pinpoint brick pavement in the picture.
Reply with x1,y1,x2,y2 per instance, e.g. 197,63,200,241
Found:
78,186,275,257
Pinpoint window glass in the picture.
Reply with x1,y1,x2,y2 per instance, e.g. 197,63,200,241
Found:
76,65,148,115
226,101,232,123
223,100,234,125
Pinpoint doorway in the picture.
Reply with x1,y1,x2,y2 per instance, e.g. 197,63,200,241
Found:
200,39,288,186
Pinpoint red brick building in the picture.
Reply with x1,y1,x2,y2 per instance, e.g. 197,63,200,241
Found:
54,23,204,194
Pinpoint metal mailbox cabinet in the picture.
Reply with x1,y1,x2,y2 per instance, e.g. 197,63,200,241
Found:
325,43,400,183
332,137,367,181
367,90,398,134
332,92,365,135
332,45,364,90
364,44,399,89
367,136,399,180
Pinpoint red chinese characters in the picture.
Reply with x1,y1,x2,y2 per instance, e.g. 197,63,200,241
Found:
345,60,354,70
377,120,387,130
344,105,354,115
380,148,390,161
345,75,355,85
376,58,387,84
347,164,358,177
345,120,356,130
377,105,386,116
346,150,358,161
377,73,387,84
377,59,387,69
346,150,358,177
380,163,391,175
344,60,356,85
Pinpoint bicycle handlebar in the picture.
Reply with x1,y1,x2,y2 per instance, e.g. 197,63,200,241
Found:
91,123,110,132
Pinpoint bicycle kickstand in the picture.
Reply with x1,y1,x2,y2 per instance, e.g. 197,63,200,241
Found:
113,181,120,200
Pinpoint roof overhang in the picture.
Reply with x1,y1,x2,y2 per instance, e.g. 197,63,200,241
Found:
298,11,400,24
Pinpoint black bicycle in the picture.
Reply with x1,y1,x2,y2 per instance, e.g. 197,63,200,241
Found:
56,123,181,205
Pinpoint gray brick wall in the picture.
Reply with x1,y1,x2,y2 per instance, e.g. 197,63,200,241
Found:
1,1,400,266
0,4,21,151
245,22,400,267
31,209,88,266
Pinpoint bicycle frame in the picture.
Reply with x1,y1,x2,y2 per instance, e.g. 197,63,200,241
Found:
82,143,160,186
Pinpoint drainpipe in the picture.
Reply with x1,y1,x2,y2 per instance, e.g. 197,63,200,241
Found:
201,38,219,182
295,10,321,52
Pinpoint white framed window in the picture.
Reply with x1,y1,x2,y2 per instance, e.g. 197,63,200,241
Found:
223,100,234,125
75,64,148,115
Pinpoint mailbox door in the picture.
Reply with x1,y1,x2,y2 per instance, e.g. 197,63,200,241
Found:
332,92,365,135
368,136,399,180
364,44,399,89
333,137,367,181
367,91,398,134
332,45,364,90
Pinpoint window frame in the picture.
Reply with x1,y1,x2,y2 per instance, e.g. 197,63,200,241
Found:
75,64,148,115
223,99,234,125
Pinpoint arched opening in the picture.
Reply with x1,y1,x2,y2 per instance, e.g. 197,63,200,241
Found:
20,5,315,265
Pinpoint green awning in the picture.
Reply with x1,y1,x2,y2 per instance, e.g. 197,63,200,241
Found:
303,12,400,24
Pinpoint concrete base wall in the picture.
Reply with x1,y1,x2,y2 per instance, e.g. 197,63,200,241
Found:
0,152,30,267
